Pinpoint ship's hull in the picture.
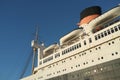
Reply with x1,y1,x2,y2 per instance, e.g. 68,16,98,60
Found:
48,58,120,80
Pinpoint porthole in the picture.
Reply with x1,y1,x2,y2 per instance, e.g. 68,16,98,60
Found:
74,56,76,59
78,64,80,67
96,48,98,50
86,62,88,64
98,58,100,60
92,60,94,62
64,69,66,71
90,50,92,52
83,63,85,65
76,65,78,67
112,41,114,44
112,53,114,56
101,57,103,59
115,52,118,55
71,67,73,69
98,47,101,49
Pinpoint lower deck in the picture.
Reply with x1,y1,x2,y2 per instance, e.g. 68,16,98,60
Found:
48,58,120,80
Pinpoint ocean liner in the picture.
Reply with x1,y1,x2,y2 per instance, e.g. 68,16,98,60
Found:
21,5,120,80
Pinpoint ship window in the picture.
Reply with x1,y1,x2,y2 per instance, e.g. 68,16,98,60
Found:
89,38,92,43
43,56,53,63
90,50,92,52
95,35,98,40
69,48,71,52
72,46,74,50
104,31,107,36
78,43,81,47
65,49,67,53
101,32,104,37
114,26,118,32
62,51,65,55
74,45,77,49
76,44,79,48
112,41,114,44
101,57,103,59
111,28,114,33
112,53,114,56
67,49,69,53
92,60,94,62
98,34,100,39
84,40,86,45
118,24,120,30
55,53,60,58
39,61,42,65
115,52,118,55
107,29,111,35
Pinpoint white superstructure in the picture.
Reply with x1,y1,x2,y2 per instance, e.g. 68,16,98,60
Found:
21,5,120,80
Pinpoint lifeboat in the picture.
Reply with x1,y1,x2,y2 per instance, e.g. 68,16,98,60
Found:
60,28,82,45
88,6,120,33
43,43,58,57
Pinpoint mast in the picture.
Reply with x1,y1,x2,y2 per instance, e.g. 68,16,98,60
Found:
31,26,39,74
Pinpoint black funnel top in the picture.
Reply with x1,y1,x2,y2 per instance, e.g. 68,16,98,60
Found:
80,6,101,20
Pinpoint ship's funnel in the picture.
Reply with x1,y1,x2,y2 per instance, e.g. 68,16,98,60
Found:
78,6,101,26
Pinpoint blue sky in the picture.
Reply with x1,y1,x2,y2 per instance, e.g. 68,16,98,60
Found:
0,0,119,80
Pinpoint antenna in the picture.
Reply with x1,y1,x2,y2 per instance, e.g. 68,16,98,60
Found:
35,25,39,42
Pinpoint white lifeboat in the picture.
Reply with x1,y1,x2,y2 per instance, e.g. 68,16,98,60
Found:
60,28,82,45
87,6,120,33
43,43,58,56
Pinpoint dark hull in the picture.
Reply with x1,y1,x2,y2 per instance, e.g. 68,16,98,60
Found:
48,58,120,80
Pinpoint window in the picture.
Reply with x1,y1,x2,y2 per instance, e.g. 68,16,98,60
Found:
118,24,120,30
65,49,67,53
62,51,65,55
111,28,114,33
104,31,107,36
72,46,75,50
98,34,100,39
89,38,92,43
101,33,104,37
55,53,60,58
43,56,53,63
107,29,111,35
84,40,86,45
114,26,118,31
95,35,97,40
74,45,77,49
70,47,72,51
79,43,81,47
39,61,42,65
